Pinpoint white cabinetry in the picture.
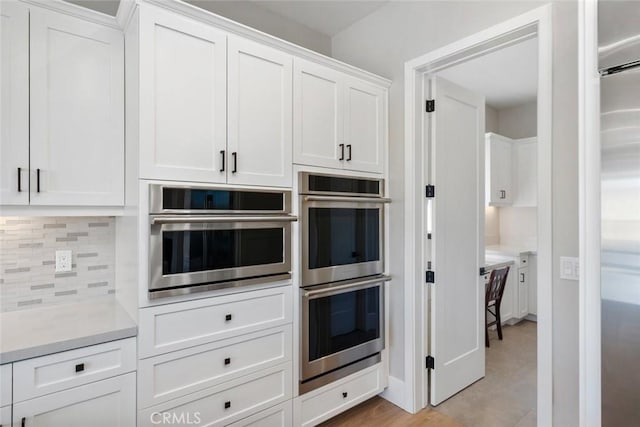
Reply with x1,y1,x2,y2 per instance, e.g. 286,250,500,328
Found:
527,254,537,316
517,265,529,319
0,405,10,426
294,59,386,174
0,364,10,409
139,6,227,184
0,3,124,206
227,401,292,427
227,37,292,187
485,133,513,205
512,137,537,207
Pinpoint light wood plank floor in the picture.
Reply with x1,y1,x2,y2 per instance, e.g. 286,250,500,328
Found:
321,321,537,427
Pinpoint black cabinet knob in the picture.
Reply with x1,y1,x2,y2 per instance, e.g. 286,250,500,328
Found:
75,363,85,373
225,314,232,322
342,392,348,398
224,401,231,409
224,357,231,365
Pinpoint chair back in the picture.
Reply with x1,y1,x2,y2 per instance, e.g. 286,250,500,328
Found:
486,266,510,305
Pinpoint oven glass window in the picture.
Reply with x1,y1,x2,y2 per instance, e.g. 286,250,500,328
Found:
308,208,380,269
308,175,380,195
308,287,380,361
163,188,284,211
162,228,284,275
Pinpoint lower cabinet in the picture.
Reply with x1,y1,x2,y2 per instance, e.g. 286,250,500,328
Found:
294,363,384,427
517,266,529,319
1,405,10,427
12,372,136,427
227,401,292,427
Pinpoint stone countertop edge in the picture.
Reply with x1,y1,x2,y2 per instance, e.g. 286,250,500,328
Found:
0,298,137,365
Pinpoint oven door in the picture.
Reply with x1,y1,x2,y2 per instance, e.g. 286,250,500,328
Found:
301,276,388,383
149,216,294,295
302,196,385,286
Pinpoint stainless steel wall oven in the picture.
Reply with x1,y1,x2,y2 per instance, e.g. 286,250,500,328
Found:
148,184,296,298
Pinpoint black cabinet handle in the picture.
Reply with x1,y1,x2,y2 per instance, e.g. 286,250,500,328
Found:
17,167,22,192
22,417,26,427
224,401,231,409
339,144,345,161
225,314,232,322
224,357,231,365
75,363,85,373
220,150,225,172
36,169,41,192
232,152,237,173
346,144,352,161
342,392,348,398
520,273,525,283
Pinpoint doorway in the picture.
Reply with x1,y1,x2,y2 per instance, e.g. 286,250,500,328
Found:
403,5,553,425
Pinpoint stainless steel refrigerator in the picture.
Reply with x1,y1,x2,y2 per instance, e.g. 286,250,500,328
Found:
599,1,640,425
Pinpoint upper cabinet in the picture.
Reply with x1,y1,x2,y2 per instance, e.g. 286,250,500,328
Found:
0,2,124,206
294,59,386,174
138,6,227,184
485,133,513,206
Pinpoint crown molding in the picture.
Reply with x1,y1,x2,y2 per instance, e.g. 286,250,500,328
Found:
20,0,120,29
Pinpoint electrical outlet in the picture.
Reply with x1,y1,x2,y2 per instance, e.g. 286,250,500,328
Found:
55,250,72,272
560,256,579,281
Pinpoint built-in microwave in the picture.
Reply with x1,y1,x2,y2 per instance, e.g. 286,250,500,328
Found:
299,172,389,286
148,184,296,298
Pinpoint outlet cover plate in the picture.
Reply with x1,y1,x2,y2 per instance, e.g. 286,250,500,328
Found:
55,250,72,273
560,256,579,281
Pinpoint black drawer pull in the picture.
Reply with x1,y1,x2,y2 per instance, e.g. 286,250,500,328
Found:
21,417,26,427
75,363,85,373
224,357,231,365
342,392,348,398
224,401,231,409
220,150,225,172
225,314,232,322
36,168,41,192
346,144,352,161
17,167,22,192
232,152,237,173
339,144,345,160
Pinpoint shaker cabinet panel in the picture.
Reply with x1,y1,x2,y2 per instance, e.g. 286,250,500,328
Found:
227,37,292,187
29,8,124,206
0,1,29,205
139,6,227,183
293,59,344,170
486,133,513,206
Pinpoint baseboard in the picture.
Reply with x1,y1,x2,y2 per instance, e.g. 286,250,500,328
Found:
525,314,537,322
380,375,413,413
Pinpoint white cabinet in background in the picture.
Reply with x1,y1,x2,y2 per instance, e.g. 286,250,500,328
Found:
294,59,386,174
0,405,10,426
139,5,228,184
0,364,11,409
513,137,537,207
485,133,513,205
1,4,124,207
227,401,292,427
528,254,538,316
227,37,293,187
517,266,529,319
12,372,136,427
0,1,29,205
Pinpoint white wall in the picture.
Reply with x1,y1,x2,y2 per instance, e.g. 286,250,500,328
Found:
499,207,538,247
485,206,500,245
498,100,538,138
332,1,579,424
486,104,499,133
187,1,331,56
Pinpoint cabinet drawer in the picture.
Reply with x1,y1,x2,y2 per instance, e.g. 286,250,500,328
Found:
520,255,529,267
0,364,11,407
139,286,292,358
13,338,136,402
297,364,383,427
138,326,292,409
227,401,292,427
1,405,10,426
139,362,292,427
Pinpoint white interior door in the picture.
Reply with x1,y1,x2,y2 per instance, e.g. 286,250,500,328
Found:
429,76,485,405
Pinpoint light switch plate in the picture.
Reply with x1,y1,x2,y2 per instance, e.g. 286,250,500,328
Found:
55,250,72,272
560,256,579,281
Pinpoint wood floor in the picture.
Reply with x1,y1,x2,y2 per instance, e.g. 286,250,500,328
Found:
320,320,537,427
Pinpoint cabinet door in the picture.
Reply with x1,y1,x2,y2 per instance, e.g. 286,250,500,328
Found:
293,59,344,170
499,266,516,322
486,134,513,205
517,267,529,318
0,2,29,205
139,5,227,183
513,139,537,206
29,8,124,206
528,255,537,315
227,37,292,187
13,373,135,427
343,77,385,173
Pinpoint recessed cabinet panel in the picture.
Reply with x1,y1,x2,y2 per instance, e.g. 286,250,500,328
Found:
343,79,385,173
517,267,529,318
139,6,227,183
227,37,292,187
29,8,124,206
486,133,513,206
0,1,29,205
293,59,344,170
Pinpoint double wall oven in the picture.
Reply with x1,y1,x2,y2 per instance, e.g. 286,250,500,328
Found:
299,172,391,393
148,184,296,299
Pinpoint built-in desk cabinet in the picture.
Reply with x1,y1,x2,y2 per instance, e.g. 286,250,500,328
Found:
0,1,124,207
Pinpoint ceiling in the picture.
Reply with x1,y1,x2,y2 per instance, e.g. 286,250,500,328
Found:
437,37,538,110
65,0,388,37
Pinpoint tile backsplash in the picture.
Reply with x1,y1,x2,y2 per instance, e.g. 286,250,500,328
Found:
0,217,115,312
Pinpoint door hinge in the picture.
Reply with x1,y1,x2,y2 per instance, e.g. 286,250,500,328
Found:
426,270,435,283
426,99,435,112
425,185,435,198
426,355,435,370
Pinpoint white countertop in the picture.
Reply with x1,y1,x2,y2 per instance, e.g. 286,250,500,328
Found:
0,298,137,364
486,244,537,257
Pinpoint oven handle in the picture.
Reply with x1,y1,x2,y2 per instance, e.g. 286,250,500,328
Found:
150,215,298,225
302,195,391,204
303,275,391,298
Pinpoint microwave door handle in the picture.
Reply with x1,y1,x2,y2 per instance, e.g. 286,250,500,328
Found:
304,275,392,299
151,216,298,225
302,195,391,204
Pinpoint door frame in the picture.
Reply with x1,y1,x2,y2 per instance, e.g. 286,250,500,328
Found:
402,4,553,424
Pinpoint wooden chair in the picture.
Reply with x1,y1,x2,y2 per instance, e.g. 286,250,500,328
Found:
485,266,510,347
